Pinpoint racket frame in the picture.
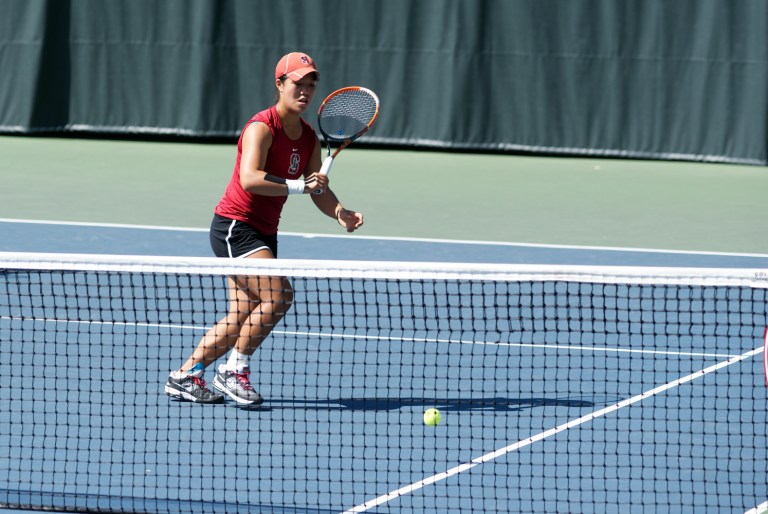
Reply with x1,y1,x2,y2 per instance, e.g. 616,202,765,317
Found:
318,86,380,156
312,86,379,193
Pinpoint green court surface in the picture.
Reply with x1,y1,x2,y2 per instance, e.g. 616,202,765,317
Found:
1,135,767,254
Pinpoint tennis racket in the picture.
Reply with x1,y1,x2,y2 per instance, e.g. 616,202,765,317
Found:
313,86,380,194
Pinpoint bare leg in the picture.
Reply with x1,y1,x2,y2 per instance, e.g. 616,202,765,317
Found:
177,249,292,372
178,277,255,371
234,274,293,356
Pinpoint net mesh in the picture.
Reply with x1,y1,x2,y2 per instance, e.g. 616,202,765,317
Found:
318,88,378,140
1,252,767,513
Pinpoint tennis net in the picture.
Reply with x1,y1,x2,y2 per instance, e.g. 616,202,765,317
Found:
0,251,766,513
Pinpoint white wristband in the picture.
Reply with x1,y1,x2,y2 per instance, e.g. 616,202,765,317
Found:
285,179,305,195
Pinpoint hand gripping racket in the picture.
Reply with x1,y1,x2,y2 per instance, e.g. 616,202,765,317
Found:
313,86,380,194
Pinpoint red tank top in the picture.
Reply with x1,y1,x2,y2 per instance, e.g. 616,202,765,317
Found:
214,106,317,234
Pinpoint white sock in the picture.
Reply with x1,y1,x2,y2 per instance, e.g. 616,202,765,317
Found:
171,362,205,380
226,349,249,373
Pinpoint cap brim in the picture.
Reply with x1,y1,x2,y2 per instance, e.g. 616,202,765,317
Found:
285,67,319,80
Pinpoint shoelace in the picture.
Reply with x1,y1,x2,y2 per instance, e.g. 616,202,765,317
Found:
190,376,209,389
234,371,254,391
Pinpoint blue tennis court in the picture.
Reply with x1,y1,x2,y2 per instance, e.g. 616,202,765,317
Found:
4,0,768,510
1,220,767,513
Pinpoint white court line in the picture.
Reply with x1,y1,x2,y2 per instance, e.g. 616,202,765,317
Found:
278,329,738,359
342,346,764,513
2,217,768,258
2,314,760,510
0,217,207,233
0,316,740,360
744,500,768,514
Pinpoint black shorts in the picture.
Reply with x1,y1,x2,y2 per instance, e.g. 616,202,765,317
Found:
209,214,278,258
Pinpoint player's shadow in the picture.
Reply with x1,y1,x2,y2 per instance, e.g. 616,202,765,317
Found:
263,395,620,412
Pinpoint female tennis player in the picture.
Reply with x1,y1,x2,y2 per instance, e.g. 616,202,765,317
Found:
165,52,364,405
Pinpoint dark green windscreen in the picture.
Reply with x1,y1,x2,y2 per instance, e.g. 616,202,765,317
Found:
1,0,766,164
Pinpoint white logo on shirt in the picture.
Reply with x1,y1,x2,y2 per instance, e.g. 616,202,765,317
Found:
289,152,300,174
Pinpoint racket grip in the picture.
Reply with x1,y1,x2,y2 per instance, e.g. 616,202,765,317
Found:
313,156,334,195
319,156,334,176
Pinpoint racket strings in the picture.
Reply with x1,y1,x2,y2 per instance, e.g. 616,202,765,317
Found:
319,90,378,140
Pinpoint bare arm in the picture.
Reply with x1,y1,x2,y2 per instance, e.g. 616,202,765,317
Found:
239,122,327,196
239,122,283,195
308,139,365,233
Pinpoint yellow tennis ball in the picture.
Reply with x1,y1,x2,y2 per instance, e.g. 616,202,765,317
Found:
423,408,442,426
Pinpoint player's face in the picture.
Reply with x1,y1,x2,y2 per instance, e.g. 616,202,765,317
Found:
278,75,317,113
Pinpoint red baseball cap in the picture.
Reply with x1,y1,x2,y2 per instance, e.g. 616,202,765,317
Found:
275,52,319,81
